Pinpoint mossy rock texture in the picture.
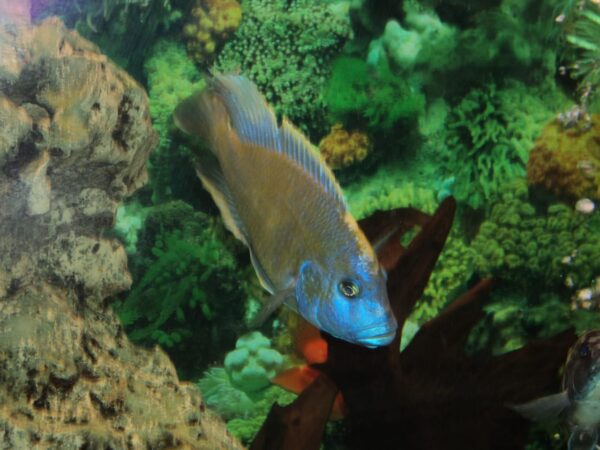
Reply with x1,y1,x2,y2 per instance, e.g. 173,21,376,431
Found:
0,17,241,450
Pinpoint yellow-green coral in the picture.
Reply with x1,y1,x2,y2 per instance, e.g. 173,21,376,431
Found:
215,0,352,135
527,114,600,201
471,181,600,291
183,0,242,64
344,164,438,220
318,124,372,169
145,39,205,149
144,39,206,201
410,228,474,324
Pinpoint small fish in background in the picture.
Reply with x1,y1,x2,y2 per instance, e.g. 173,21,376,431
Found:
174,74,397,348
512,330,600,450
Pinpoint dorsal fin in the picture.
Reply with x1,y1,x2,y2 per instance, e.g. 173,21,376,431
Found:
210,74,347,210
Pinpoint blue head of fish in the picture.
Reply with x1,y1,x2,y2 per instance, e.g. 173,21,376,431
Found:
295,259,398,348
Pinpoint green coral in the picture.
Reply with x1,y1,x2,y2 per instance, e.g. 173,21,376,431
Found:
344,164,438,220
224,332,284,393
456,0,561,84
226,386,297,444
145,39,205,148
467,287,598,356
562,0,600,95
114,201,246,379
471,182,600,291
144,39,206,203
198,367,256,420
324,56,426,133
410,228,474,324
215,0,352,136
197,364,296,444
444,81,552,209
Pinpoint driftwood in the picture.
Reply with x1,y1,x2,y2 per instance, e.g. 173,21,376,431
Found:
251,198,576,450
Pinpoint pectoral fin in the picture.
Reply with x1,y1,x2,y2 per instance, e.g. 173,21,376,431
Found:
248,288,295,328
509,391,569,423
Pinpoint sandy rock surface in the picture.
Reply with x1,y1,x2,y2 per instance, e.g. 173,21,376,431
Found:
0,17,243,450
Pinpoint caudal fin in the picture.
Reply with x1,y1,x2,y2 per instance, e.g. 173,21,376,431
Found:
176,73,347,210
173,86,229,150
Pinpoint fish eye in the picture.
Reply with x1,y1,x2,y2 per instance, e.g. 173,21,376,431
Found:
580,343,590,358
338,279,360,298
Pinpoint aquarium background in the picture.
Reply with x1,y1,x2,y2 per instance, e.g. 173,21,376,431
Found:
14,0,600,448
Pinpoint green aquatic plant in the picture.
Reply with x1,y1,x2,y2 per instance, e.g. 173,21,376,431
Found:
324,56,426,133
410,228,474,324
198,367,256,420
444,82,552,209
114,201,246,378
467,287,598,356
456,0,561,84
564,1,600,89
197,366,296,444
144,39,205,203
145,39,205,149
369,1,458,76
344,165,438,220
226,386,297,444
215,0,352,136
471,181,600,291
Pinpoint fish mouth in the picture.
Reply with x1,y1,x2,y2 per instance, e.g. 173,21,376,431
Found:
354,328,397,348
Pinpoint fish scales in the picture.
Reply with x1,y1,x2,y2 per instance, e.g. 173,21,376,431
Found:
217,138,355,290
174,73,397,347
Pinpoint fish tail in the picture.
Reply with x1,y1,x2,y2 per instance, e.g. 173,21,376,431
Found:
173,86,230,153
177,73,347,209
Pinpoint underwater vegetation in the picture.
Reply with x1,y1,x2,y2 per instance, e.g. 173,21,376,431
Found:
468,287,598,356
366,1,459,83
324,56,425,135
443,82,553,209
114,201,248,378
471,181,600,292
561,0,600,101
410,228,473,324
183,0,242,64
197,332,296,444
143,39,206,204
318,124,373,170
527,114,600,201
20,0,597,447
215,0,353,136
344,164,439,220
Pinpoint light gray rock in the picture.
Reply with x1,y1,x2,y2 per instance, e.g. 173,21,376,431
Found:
0,17,243,450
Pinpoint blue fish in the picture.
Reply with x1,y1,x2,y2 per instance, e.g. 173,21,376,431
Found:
174,74,397,348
